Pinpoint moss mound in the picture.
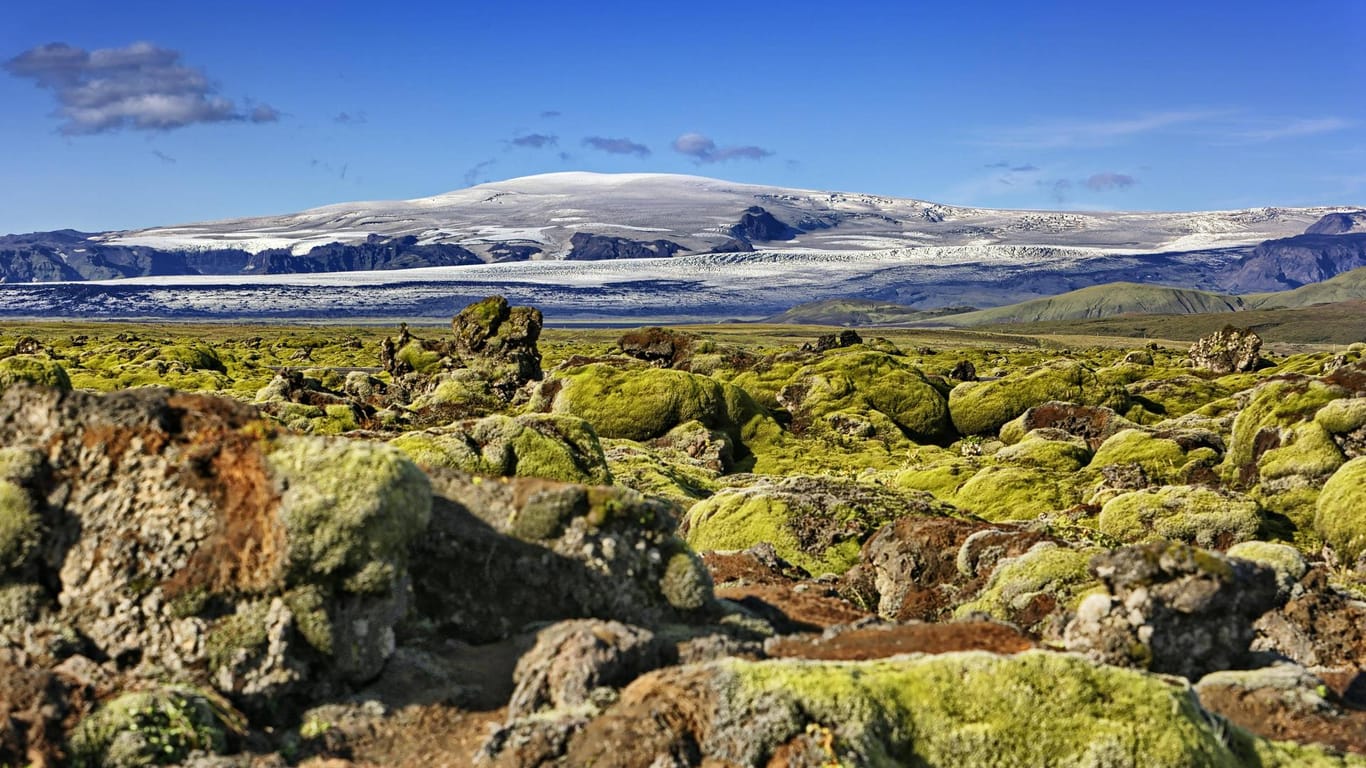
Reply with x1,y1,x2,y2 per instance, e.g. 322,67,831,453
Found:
544,362,771,444
1090,428,1221,487
1315,456,1366,564
1098,486,1262,548
954,544,1099,624
69,687,231,767
0,355,71,391
707,650,1351,767
776,349,952,443
684,476,959,576
953,465,1081,521
1225,377,1349,486
266,436,432,593
949,360,1129,436
391,414,610,485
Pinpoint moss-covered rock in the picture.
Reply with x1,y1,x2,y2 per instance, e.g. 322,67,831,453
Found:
600,439,721,504
683,476,960,576
1098,486,1262,549
1089,428,1222,488
1225,376,1350,487
0,354,71,391
157,342,226,372
266,436,431,592
954,543,1099,626
1315,396,1366,435
0,479,38,573
993,430,1091,472
1314,456,1366,565
952,465,1082,521
550,650,1360,767
69,687,230,767
1127,374,1232,419
391,414,611,485
1226,541,1308,598
949,360,1129,436
542,362,772,445
775,349,952,444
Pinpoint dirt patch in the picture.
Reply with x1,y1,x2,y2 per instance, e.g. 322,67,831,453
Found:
1200,682,1366,756
766,621,1036,661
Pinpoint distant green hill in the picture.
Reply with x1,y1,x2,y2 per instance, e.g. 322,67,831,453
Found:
934,283,1247,327
1251,266,1366,309
766,298,973,326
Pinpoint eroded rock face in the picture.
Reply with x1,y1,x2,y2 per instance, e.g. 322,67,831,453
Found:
1064,541,1281,680
0,384,431,710
506,620,675,720
411,469,716,643
841,516,1054,624
1188,325,1263,374
999,401,1134,450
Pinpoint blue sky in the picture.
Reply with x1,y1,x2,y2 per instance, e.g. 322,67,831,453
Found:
2,0,1363,233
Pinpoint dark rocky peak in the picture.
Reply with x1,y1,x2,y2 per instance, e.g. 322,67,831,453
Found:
1305,211,1366,235
564,232,685,261
730,206,800,242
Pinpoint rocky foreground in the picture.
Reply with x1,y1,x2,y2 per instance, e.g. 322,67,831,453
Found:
1,299,1365,766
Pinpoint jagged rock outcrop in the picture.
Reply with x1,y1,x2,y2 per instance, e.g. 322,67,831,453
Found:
1188,325,1263,374
729,206,799,242
0,384,431,712
563,232,685,261
1064,541,1281,680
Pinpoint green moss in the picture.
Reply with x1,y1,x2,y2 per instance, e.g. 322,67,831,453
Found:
1225,378,1348,485
954,544,1099,620
659,548,714,612
993,432,1091,472
718,650,1354,767
952,465,1080,521
158,342,226,372
0,354,72,390
1315,396,1366,435
283,585,333,655
267,436,431,592
0,480,38,572
206,600,270,672
602,439,721,504
1127,374,1231,419
948,360,1129,436
1226,541,1308,595
1090,428,1218,487
69,687,229,767
1098,486,1261,548
511,486,588,540
391,414,611,485
1315,457,1366,564
1256,422,1345,484
893,456,977,501
547,362,771,444
775,350,952,443
396,341,447,374
1252,486,1324,551
684,479,954,576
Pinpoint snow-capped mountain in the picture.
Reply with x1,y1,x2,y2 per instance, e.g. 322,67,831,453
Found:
1,172,1363,320
99,171,1344,259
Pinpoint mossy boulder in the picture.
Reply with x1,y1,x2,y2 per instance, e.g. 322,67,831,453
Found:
600,439,721,505
1314,456,1366,565
954,543,1099,628
1315,396,1366,458
993,430,1091,472
0,479,37,573
683,476,960,577
1098,486,1262,548
528,650,1361,767
68,687,230,767
1226,541,1308,599
997,401,1135,449
1225,376,1350,487
1128,374,1232,419
267,435,431,593
390,413,610,485
157,342,226,372
774,350,952,444
0,354,71,391
541,362,773,445
948,360,1129,436
1089,428,1222,489
952,465,1082,521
